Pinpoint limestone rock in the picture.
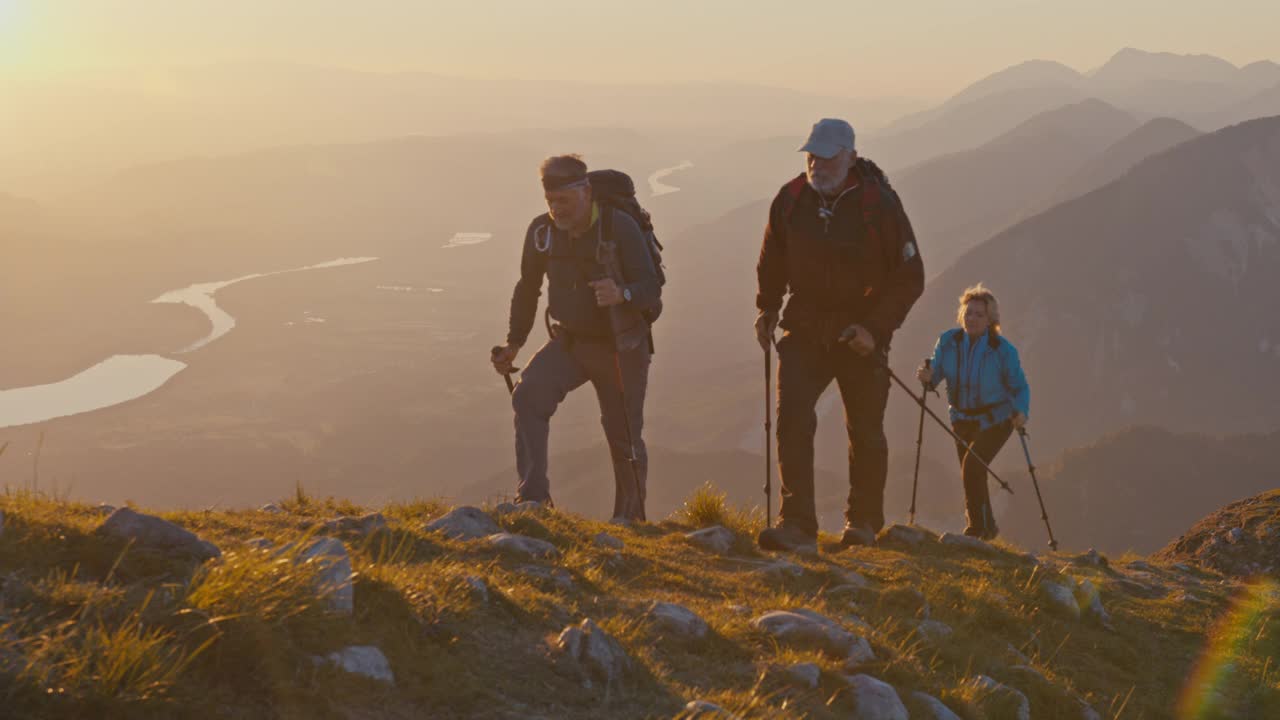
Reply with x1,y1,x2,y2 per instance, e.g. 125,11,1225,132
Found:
938,532,1000,555
1071,548,1110,568
488,533,558,559
878,524,935,547
844,674,909,720
647,602,710,639
752,610,868,659
754,559,805,580
299,537,354,615
1075,578,1113,628
465,576,490,603
908,691,962,720
323,512,387,535
555,619,631,686
1040,580,1081,620
686,526,735,555
323,645,394,685
426,506,501,540
593,532,624,550
971,675,1030,720
841,635,878,668
916,619,954,644
96,507,220,561
784,662,821,689
516,565,574,590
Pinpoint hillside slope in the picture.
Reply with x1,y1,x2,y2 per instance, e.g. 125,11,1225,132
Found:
0,490,1275,718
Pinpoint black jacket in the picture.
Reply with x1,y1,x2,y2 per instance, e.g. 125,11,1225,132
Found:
756,160,925,348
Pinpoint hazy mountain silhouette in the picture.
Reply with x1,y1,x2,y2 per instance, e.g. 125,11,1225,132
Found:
1090,48,1246,88
999,426,1280,555
2,64,925,196
894,99,1139,272
1040,117,1201,210
1241,60,1280,85
867,49,1278,171
880,60,1086,136
1219,82,1280,127
866,86,1090,169
1080,48,1280,118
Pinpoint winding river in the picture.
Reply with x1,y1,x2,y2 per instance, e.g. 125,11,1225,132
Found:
647,161,695,197
0,257,378,429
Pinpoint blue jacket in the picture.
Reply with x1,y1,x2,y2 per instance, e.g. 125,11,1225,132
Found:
925,328,1030,431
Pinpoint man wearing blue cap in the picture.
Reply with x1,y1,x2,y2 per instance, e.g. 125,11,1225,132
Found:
755,119,925,553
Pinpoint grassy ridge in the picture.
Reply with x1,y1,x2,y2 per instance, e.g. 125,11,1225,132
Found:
0,485,1275,719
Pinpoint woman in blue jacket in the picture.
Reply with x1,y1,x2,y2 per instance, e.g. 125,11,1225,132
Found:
917,284,1029,540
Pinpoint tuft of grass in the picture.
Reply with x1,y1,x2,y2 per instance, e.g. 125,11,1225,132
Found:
674,482,765,540
183,543,326,624
10,591,210,706
676,482,734,528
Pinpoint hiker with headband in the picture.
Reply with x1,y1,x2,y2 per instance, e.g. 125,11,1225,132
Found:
754,118,926,554
916,284,1030,540
491,155,663,523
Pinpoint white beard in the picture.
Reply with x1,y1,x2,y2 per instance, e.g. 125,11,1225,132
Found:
806,173,845,196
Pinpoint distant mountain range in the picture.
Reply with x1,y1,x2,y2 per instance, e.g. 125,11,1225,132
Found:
893,99,1141,272
866,48,1280,169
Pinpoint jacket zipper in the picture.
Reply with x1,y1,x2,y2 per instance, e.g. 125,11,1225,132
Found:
817,183,861,321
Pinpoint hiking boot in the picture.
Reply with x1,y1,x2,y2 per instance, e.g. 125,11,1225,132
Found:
514,495,555,510
840,522,877,548
963,524,999,541
757,524,818,555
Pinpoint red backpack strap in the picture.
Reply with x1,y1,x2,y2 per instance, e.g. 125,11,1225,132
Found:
779,173,808,226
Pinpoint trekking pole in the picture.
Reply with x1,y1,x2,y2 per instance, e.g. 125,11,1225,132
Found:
764,339,774,528
879,358,1014,495
908,358,936,524
490,346,519,395
612,352,646,522
1016,427,1059,551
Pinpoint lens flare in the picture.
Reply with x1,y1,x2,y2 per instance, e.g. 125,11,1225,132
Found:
1177,578,1278,718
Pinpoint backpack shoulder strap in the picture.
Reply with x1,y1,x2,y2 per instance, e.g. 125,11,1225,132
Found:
779,174,808,225
601,204,614,246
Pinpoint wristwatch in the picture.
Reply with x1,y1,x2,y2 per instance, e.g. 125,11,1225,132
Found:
622,287,632,303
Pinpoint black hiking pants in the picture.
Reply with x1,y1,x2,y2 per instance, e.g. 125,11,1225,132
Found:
952,419,1013,534
775,333,891,536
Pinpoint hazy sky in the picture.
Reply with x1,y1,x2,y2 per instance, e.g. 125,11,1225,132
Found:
2,0,1278,98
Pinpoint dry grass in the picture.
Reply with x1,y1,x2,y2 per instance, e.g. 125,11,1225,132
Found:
0,486,1276,719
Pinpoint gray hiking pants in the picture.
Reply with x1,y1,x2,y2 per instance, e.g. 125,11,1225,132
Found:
512,333,650,520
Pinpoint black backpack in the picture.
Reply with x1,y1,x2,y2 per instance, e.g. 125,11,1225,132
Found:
589,169,666,323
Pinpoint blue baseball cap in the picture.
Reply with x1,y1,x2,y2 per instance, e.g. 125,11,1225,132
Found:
798,118,856,159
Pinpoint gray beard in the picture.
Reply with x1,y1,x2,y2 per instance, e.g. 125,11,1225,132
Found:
807,175,844,197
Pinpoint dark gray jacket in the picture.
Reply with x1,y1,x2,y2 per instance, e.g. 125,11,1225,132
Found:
507,206,661,347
